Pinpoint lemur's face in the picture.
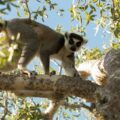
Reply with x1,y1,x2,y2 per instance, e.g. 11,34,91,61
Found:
64,32,86,53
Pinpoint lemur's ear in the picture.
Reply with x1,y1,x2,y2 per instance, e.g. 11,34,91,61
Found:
64,32,69,39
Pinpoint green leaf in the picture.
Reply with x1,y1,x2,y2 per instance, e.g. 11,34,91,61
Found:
0,1,5,5
85,12,91,25
7,3,11,11
96,3,103,7
90,5,96,12
17,10,21,17
79,6,85,10
92,0,98,3
89,10,94,14
10,3,19,8
60,9,64,12
0,8,7,14
84,5,88,10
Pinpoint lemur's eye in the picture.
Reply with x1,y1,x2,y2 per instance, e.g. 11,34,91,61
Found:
69,38,74,45
76,42,81,47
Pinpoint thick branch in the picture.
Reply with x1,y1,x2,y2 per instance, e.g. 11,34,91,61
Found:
0,74,99,102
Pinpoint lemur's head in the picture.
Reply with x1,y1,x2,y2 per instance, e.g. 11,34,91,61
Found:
64,32,87,53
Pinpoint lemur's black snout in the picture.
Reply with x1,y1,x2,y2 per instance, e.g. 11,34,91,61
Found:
70,46,76,51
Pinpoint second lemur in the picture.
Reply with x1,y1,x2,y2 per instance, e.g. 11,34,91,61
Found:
0,18,86,77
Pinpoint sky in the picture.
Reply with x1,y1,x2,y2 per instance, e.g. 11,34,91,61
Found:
0,0,110,119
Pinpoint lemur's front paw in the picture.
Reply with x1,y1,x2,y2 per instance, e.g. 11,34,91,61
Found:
50,70,56,76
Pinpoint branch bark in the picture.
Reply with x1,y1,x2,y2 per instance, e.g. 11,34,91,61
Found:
0,74,99,102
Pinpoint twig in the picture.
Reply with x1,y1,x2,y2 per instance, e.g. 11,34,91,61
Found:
62,102,93,112
1,94,9,120
44,100,64,120
24,0,31,19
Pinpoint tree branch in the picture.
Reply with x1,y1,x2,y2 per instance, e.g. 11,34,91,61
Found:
62,102,93,112
0,74,99,102
44,100,63,120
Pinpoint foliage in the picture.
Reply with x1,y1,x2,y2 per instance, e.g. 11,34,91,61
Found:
70,0,120,62
0,92,93,120
0,92,49,120
77,48,103,63
0,33,21,70
0,0,18,14
70,0,120,39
